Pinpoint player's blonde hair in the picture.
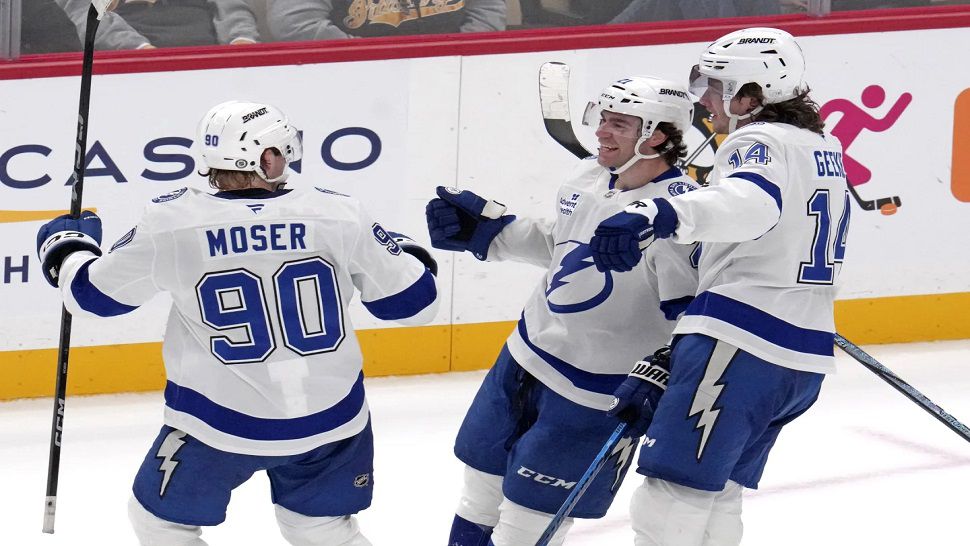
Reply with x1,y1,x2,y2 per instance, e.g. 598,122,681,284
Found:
203,169,260,191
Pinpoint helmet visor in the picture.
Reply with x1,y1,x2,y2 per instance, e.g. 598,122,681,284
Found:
256,123,303,164
688,64,720,99
581,102,642,138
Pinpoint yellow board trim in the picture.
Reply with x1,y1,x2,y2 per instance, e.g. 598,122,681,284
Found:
0,208,98,224
2,292,967,400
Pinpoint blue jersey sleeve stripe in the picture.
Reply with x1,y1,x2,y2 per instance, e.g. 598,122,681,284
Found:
685,292,834,356
70,259,139,317
659,295,694,321
362,268,436,321
517,316,627,394
163,372,365,441
727,172,782,212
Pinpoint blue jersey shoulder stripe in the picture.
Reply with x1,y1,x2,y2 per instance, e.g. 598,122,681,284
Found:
684,292,834,356
517,315,627,394
727,172,782,212
362,269,436,321
70,259,139,317
163,372,365,441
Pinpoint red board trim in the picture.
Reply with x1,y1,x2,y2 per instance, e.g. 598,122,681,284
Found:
2,5,968,80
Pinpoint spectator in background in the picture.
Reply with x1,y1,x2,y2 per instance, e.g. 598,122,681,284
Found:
611,0,780,23
22,0,82,54
269,0,505,42
57,0,260,50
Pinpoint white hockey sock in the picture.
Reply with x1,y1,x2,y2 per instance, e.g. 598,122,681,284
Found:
701,480,743,546
490,498,572,546
127,496,207,546
274,504,372,546
630,477,730,546
455,466,505,527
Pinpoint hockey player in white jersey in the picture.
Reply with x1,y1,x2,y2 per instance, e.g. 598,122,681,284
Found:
35,101,439,545
590,28,850,545
426,76,700,546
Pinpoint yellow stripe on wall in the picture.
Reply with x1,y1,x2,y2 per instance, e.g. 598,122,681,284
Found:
1,292,967,400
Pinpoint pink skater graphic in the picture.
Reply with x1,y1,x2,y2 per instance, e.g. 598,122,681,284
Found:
820,85,911,215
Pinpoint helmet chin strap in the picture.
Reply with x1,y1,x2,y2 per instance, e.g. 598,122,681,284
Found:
610,136,661,174
724,101,763,133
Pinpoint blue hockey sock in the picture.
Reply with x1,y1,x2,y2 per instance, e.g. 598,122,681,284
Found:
449,514,493,546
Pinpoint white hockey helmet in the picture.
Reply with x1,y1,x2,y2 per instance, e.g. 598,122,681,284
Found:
690,27,806,131
197,101,302,184
583,76,695,173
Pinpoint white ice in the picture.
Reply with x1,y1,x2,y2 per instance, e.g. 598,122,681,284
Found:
3,340,969,545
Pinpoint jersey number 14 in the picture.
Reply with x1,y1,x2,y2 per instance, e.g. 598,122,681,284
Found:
799,190,851,285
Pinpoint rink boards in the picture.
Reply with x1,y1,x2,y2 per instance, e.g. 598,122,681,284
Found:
1,19,969,398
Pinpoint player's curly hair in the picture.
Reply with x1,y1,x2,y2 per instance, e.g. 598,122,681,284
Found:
656,121,688,166
737,83,825,135
202,169,260,191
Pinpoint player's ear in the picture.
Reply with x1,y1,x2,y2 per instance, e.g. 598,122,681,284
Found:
645,129,668,151
740,95,762,114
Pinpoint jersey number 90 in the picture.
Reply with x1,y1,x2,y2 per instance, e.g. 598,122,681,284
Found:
195,257,345,364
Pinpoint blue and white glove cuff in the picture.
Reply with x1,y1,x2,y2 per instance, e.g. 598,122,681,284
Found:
629,359,670,391
624,198,678,239
39,231,101,261
440,186,508,219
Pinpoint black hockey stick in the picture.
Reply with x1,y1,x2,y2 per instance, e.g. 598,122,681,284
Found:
539,62,593,160
537,422,629,546
538,61,716,168
834,333,970,444
43,1,110,534
846,183,901,212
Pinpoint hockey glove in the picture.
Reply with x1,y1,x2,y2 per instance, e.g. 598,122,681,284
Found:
388,231,438,276
607,346,671,438
590,198,678,273
36,211,103,287
425,186,515,261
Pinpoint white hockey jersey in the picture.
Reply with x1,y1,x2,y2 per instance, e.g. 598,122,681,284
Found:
58,186,439,456
490,160,700,410
667,122,850,374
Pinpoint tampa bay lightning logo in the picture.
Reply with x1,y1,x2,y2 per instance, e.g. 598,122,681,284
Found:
151,187,187,203
545,241,614,314
667,181,693,196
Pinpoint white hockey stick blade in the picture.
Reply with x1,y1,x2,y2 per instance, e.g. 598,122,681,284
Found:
539,61,593,159
92,0,117,19
539,62,572,121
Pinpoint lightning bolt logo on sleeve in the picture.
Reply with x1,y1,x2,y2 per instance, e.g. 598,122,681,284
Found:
155,430,188,497
687,342,737,461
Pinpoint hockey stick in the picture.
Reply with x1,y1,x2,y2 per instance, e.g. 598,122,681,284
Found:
43,1,111,534
539,62,593,160
846,183,901,212
834,333,970,443
536,422,629,546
